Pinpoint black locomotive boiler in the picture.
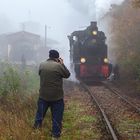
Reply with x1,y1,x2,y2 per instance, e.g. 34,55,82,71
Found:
68,21,111,82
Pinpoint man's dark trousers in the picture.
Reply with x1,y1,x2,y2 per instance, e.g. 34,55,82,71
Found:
34,98,64,138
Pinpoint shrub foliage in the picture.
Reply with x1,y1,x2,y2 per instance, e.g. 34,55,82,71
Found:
104,0,140,90
0,61,39,95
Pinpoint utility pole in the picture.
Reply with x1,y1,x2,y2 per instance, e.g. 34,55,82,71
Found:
45,25,51,47
45,25,47,47
21,23,26,31
28,10,31,21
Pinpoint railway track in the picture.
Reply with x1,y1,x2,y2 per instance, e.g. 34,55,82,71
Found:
81,82,119,140
102,81,140,113
81,82,140,140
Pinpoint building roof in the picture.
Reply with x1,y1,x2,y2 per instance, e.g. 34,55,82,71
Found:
7,31,40,38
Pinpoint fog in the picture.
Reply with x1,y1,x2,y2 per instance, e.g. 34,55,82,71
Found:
0,0,124,66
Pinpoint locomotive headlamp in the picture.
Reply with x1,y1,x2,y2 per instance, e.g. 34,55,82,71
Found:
92,31,97,35
104,58,109,63
73,36,78,41
80,57,86,63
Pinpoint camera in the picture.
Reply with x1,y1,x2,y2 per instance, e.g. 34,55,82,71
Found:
57,58,60,62
57,58,63,64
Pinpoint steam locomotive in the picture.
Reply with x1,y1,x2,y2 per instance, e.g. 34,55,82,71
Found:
68,21,111,82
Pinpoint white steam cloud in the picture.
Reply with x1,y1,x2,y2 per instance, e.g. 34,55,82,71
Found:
67,0,124,20
67,0,96,20
95,0,124,18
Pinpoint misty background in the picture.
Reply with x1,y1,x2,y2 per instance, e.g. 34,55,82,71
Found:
0,0,124,65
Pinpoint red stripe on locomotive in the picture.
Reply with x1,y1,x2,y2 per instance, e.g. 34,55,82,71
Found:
80,64,109,78
101,65,109,78
80,64,101,77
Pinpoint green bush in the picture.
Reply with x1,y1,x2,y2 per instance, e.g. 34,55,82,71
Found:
0,63,20,95
21,69,39,92
0,61,39,96
119,55,140,81
104,0,140,93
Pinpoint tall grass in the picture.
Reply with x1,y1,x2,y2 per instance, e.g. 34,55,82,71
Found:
0,62,101,139
0,83,101,139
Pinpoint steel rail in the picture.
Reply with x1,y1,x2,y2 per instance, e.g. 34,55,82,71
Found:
81,82,119,140
102,82,140,113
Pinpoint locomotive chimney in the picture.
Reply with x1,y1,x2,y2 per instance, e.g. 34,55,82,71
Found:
90,21,98,31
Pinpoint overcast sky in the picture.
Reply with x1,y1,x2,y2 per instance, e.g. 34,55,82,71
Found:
0,0,124,61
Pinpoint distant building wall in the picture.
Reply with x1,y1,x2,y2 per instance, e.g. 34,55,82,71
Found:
0,31,41,64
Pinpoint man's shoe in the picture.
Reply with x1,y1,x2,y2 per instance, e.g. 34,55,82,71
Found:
52,137,60,140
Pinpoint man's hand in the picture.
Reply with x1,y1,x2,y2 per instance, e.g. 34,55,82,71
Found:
58,58,63,64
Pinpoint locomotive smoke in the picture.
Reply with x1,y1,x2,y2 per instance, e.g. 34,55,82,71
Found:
67,0,96,20
67,0,124,19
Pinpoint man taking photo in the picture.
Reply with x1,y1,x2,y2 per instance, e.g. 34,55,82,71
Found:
34,49,70,140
